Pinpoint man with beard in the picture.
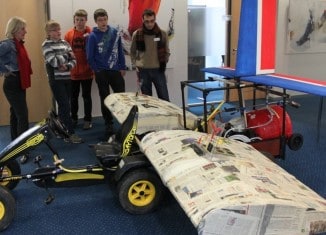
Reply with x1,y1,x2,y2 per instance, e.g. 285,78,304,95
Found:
130,8,170,101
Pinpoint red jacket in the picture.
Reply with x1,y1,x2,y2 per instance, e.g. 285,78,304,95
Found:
64,26,93,80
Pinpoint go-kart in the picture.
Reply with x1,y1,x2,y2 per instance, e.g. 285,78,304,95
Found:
0,105,164,231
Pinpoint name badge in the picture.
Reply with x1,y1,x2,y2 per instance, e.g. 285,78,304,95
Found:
154,37,160,42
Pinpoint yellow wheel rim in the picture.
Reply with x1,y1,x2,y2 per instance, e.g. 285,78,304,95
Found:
0,166,12,187
0,201,5,220
128,180,155,207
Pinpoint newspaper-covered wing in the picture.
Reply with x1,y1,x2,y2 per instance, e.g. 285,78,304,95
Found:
105,92,198,134
140,130,326,235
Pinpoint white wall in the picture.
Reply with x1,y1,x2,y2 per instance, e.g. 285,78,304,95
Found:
49,0,188,118
276,0,326,81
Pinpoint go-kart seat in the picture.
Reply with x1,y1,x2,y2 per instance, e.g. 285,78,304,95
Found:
94,105,139,167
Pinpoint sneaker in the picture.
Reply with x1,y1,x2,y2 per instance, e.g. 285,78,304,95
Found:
83,121,92,130
66,134,83,144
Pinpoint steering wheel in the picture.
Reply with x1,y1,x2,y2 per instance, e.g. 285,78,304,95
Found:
47,110,70,139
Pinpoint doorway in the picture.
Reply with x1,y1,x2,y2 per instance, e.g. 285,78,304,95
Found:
187,0,227,109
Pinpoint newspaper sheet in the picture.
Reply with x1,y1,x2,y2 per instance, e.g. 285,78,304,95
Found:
140,130,326,235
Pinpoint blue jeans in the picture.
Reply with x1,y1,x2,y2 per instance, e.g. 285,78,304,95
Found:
138,68,170,101
49,79,74,134
71,79,93,122
3,72,29,140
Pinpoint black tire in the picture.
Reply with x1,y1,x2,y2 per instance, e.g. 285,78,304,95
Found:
0,185,16,231
287,133,303,151
0,160,21,190
117,169,164,214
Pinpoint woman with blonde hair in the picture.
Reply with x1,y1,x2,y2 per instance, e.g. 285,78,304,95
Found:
0,16,33,164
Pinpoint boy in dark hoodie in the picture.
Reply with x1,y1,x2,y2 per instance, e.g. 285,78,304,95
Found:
86,8,127,139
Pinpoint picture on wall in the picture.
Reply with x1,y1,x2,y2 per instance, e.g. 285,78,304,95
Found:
287,0,326,54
